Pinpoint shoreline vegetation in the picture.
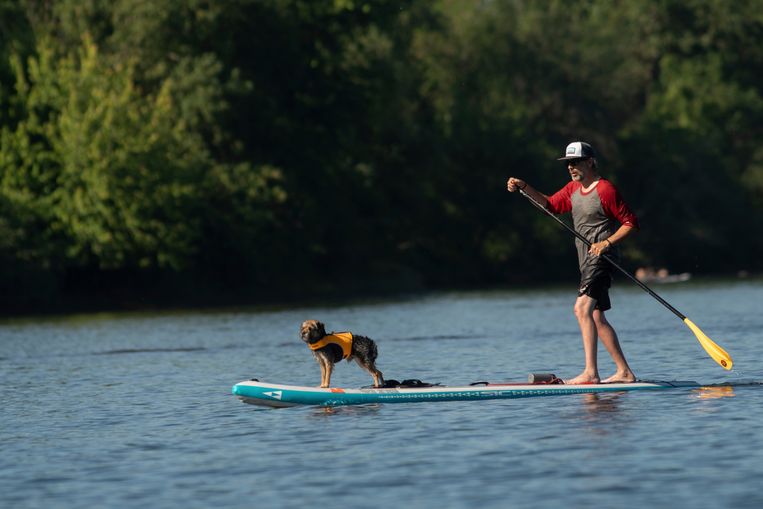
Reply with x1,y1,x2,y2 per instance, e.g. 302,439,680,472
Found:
2,271,758,320
2,1,762,317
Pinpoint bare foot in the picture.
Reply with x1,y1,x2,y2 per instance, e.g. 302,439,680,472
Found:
564,372,601,385
602,371,636,384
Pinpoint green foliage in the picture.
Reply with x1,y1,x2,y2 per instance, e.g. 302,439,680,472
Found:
3,37,202,269
1,0,762,313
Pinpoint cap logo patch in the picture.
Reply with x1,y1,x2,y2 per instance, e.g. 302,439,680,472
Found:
567,147,576,155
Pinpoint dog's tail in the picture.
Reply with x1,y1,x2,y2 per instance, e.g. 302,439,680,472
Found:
369,340,378,362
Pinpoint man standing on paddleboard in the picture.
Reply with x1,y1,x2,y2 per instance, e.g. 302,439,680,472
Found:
506,141,639,384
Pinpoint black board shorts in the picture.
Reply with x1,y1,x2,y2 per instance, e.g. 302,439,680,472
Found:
578,263,613,311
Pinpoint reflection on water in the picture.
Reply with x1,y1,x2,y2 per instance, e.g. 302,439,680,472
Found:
309,404,383,418
695,386,736,399
579,392,624,415
558,393,628,437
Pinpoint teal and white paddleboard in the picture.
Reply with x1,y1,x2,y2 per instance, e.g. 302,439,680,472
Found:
232,378,699,408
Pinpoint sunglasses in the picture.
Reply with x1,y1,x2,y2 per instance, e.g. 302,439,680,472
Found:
566,158,589,166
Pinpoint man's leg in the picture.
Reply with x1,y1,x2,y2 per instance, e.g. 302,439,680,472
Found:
594,310,636,383
566,294,601,384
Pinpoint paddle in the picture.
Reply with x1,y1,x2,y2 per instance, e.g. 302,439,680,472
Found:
518,188,733,370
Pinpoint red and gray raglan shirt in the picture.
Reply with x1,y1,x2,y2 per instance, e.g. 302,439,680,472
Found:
546,179,639,284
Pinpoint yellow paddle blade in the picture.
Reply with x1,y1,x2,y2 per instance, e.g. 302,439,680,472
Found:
683,318,733,370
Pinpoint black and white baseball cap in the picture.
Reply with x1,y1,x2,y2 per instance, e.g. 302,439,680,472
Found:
557,141,596,160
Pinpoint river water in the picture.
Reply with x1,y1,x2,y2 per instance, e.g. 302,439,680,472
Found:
2,279,762,509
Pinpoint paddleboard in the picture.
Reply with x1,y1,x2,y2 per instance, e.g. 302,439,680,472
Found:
232,378,699,408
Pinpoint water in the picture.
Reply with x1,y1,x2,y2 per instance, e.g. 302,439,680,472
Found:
2,279,762,509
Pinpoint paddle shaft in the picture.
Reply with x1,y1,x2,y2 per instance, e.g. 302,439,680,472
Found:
518,189,687,321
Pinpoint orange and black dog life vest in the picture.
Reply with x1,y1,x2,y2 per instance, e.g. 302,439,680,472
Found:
308,332,353,359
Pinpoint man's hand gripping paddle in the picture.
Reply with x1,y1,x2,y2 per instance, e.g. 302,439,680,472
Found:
518,189,733,370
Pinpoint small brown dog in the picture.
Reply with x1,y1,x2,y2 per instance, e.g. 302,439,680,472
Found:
300,320,384,388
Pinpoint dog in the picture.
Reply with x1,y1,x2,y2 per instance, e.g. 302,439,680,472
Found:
300,320,384,388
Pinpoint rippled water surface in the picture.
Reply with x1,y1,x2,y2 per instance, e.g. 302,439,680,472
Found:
2,279,763,509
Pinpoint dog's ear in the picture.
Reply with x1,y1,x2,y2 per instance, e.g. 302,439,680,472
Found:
300,320,313,339
315,321,326,337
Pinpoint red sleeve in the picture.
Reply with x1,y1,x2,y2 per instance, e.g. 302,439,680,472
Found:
597,180,639,229
546,181,577,214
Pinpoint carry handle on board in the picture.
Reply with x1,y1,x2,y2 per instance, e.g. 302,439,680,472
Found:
528,373,564,384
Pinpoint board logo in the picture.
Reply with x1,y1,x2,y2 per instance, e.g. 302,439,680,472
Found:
263,390,282,400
